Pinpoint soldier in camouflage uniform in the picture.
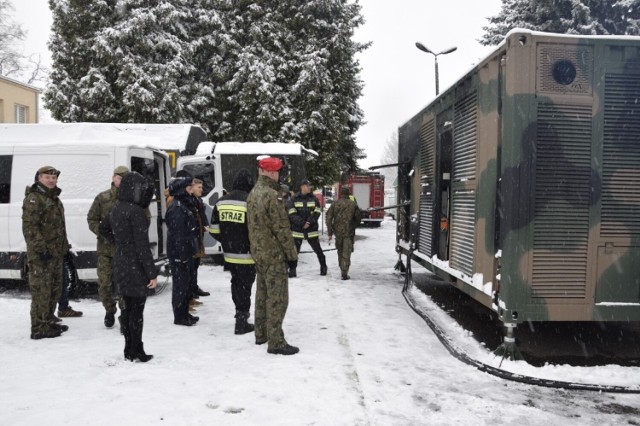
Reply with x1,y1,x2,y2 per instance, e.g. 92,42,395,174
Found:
247,157,300,355
22,166,71,339
326,187,361,280
87,165,129,328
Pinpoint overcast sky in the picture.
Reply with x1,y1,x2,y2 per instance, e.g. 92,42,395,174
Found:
11,0,502,168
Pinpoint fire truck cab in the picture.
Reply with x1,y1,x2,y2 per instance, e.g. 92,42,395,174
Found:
336,173,385,227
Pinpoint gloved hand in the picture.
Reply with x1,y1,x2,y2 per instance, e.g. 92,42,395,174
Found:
37,251,53,262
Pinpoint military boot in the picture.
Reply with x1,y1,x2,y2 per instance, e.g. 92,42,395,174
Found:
288,261,297,278
104,308,116,328
234,311,255,335
267,344,300,356
30,328,62,340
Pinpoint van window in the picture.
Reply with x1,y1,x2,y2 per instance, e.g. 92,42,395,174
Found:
132,156,160,201
0,155,11,203
182,163,215,195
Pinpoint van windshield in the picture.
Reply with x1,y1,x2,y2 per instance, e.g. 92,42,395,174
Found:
221,154,306,192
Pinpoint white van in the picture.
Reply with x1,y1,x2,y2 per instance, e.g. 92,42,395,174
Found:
0,123,192,281
177,142,316,255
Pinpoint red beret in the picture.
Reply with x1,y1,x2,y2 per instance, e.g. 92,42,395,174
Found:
258,157,283,171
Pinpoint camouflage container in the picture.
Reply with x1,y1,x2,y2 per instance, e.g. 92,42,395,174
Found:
397,30,640,324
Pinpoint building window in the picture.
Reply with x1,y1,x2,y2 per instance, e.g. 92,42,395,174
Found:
14,104,28,123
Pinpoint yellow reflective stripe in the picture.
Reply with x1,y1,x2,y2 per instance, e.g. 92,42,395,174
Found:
307,232,319,238
218,205,247,213
288,208,297,215
294,202,304,207
292,231,305,239
209,224,221,234
314,208,322,214
224,253,255,264
225,257,256,265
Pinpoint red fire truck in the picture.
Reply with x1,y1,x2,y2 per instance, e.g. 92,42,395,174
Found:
336,173,385,227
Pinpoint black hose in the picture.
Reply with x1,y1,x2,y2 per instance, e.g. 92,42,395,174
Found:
401,251,640,394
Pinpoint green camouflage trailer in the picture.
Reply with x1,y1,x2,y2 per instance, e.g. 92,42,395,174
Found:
397,29,640,325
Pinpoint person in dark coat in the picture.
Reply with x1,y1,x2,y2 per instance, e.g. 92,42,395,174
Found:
188,178,210,301
210,168,256,335
100,172,158,362
166,176,200,326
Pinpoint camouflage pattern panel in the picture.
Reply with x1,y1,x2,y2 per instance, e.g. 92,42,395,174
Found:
247,176,298,265
499,32,640,323
398,30,640,324
22,184,69,260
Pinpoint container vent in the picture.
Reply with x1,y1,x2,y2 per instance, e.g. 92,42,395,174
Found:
601,73,640,237
453,92,477,181
537,44,593,95
449,190,475,276
532,103,592,298
418,119,436,255
449,92,478,276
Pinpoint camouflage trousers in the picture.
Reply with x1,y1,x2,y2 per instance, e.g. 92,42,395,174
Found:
254,262,289,350
335,235,354,275
28,256,63,333
97,255,118,313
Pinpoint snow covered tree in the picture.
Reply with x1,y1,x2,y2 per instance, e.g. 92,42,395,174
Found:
211,0,368,185
481,0,640,45
45,0,120,121
45,0,367,184
0,0,46,83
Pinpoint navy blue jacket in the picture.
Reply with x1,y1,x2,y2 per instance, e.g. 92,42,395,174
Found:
166,178,199,263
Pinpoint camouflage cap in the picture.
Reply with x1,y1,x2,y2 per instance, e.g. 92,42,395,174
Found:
113,165,130,176
37,165,60,176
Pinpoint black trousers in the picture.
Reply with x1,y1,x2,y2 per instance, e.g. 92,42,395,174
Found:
121,295,147,356
293,236,325,267
190,256,201,295
228,263,256,313
170,259,194,322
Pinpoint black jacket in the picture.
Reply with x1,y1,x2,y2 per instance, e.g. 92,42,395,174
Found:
287,192,322,238
210,169,254,265
166,178,199,263
101,172,157,297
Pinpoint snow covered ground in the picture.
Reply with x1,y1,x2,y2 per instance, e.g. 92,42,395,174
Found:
1,218,640,425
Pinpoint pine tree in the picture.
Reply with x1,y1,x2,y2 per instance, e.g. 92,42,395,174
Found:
45,0,368,184
481,0,640,46
45,0,119,121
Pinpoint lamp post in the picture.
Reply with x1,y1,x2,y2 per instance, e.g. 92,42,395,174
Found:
415,42,457,96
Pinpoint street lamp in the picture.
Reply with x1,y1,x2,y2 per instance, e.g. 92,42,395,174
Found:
415,42,457,96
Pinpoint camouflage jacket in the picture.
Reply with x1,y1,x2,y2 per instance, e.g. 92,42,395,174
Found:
87,184,118,256
22,183,69,261
247,175,298,265
326,197,361,238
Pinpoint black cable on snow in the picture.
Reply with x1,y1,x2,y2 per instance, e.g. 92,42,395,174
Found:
401,249,640,394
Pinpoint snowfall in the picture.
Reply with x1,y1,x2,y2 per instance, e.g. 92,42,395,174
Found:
1,218,640,426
